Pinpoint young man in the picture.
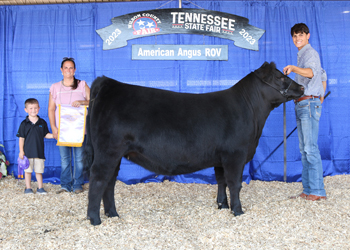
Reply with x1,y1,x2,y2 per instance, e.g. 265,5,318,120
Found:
283,23,327,201
17,98,53,194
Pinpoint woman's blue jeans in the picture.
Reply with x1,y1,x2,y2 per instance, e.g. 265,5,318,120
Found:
58,146,84,192
295,98,326,197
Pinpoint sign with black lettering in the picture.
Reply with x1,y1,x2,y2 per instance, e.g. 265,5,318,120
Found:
96,8,265,51
132,45,228,60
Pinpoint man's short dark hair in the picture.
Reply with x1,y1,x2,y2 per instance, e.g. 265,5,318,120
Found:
291,23,310,37
25,98,39,108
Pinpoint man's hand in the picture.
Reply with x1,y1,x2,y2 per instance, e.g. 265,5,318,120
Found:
320,96,324,104
283,65,294,75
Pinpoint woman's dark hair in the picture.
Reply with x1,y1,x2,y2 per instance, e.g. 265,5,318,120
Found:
61,57,80,90
291,23,310,37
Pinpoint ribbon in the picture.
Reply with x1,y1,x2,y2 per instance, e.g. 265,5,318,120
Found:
17,156,29,179
57,105,87,147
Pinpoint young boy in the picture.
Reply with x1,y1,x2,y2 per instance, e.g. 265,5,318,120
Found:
283,23,327,201
17,98,53,194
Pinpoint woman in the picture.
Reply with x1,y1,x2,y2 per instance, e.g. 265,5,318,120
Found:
48,57,90,194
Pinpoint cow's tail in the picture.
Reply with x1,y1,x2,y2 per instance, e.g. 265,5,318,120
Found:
84,76,105,177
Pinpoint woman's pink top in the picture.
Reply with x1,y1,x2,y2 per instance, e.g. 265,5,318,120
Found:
50,80,87,128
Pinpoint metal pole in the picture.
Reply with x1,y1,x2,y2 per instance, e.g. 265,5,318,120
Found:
283,103,287,182
179,0,182,8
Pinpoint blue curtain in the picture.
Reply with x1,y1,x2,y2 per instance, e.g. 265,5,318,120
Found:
1,1,349,185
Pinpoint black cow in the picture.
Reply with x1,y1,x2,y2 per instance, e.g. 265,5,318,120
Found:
85,62,304,225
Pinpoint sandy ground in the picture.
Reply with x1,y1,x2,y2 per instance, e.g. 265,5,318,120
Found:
0,174,349,250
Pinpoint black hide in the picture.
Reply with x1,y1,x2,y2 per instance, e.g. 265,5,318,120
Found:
85,61,304,225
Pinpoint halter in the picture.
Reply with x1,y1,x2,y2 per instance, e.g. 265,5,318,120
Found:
253,70,293,97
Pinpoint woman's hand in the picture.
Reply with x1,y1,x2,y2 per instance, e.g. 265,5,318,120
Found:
52,127,58,140
71,100,81,107
71,83,90,107
72,100,89,107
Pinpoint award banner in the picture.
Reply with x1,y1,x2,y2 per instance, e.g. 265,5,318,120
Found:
57,105,87,147
96,8,265,51
132,45,228,60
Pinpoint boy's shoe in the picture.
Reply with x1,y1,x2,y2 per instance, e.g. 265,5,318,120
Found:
24,188,34,194
37,188,47,195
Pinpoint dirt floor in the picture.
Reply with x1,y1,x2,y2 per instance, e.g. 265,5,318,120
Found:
0,174,349,250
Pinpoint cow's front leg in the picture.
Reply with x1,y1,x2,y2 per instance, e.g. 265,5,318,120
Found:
225,170,244,216
227,176,244,216
222,153,245,216
103,160,121,218
214,167,229,209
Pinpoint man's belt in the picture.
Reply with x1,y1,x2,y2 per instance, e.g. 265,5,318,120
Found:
297,95,319,102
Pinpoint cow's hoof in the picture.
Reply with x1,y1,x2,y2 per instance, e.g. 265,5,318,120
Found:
218,203,229,209
87,215,101,226
105,211,119,218
232,211,244,216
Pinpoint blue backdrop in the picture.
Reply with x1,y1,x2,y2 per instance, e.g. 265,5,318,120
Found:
1,0,349,185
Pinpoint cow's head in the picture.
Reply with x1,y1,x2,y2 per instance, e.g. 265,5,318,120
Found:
254,62,304,103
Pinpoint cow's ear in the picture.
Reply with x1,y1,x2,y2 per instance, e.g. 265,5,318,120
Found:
270,62,277,70
259,62,271,77
261,61,269,68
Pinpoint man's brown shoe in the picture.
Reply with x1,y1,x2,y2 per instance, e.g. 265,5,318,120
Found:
74,189,83,194
56,189,69,194
306,194,327,201
290,193,308,199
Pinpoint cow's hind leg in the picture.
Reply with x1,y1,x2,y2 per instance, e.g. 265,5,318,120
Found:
214,167,229,209
87,154,122,226
103,160,121,218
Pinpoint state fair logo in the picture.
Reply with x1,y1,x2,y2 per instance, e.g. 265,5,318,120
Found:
133,17,160,36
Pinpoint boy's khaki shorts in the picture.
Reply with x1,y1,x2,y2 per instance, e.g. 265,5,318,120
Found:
24,158,45,174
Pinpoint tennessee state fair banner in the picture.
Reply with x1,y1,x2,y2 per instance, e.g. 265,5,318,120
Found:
57,105,87,147
96,8,265,51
